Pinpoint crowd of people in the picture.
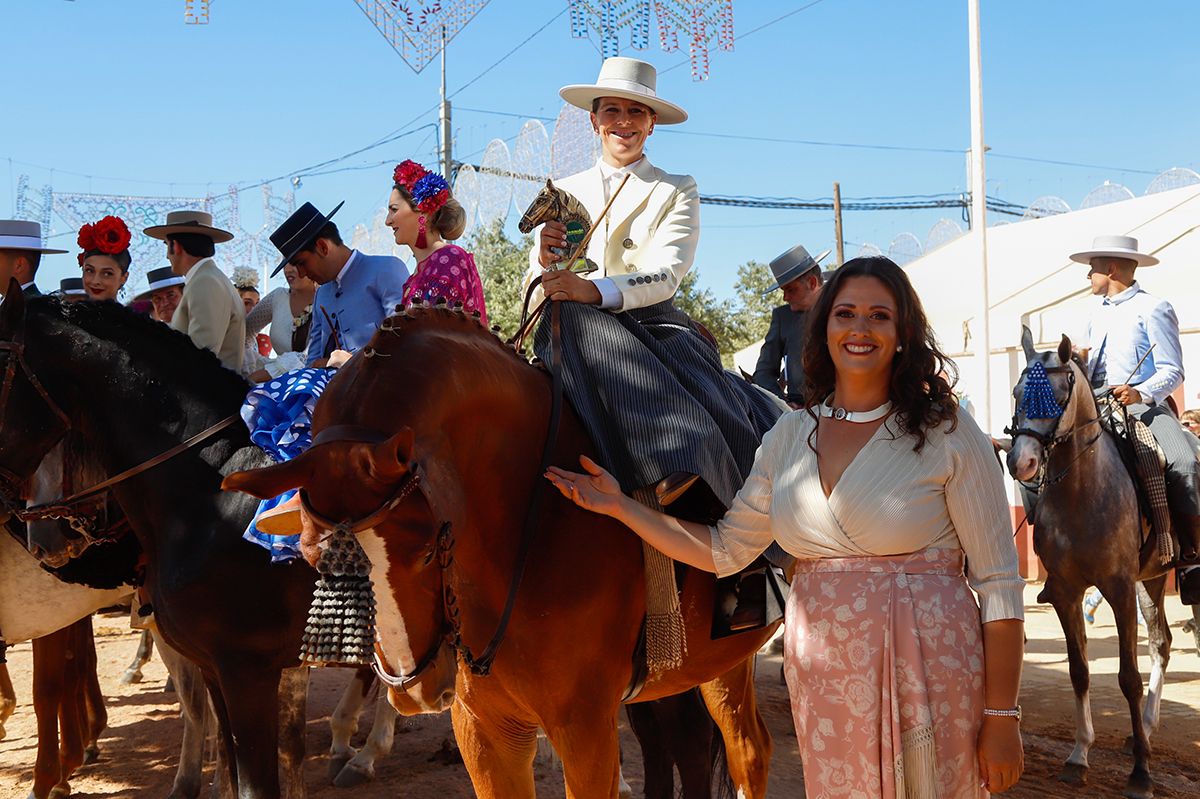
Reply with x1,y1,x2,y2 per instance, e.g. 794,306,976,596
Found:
0,52,1197,797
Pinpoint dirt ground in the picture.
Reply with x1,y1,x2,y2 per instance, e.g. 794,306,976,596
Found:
0,582,1196,798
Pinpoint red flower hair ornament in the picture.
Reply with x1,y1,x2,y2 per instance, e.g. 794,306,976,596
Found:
392,160,451,214
77,216,132,262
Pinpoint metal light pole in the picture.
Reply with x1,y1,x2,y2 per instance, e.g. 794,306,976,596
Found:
439,26,453,180
967,0,992,429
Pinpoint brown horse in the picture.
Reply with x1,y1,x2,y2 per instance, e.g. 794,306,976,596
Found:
225,303,777,798
1007,330,1173,799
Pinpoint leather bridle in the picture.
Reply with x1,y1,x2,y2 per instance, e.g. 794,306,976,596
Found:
304,298,567,693
1005,361,1104,490
0,324,240,535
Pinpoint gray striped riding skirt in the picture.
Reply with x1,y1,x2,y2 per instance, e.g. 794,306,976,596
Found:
534,300,783,511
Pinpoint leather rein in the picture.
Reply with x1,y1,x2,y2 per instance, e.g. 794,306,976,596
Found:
0,326,241,536
309,290,565,691
1004,362,1105,491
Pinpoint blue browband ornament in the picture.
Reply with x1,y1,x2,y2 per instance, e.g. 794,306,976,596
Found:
1021,360,1064,420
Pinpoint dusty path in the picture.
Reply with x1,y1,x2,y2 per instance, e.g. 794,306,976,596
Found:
0,583,1195,797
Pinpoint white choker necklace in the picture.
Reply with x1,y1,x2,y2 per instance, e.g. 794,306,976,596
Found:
820,397,893,423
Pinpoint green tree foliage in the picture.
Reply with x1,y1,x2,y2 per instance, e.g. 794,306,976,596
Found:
466,219,533,337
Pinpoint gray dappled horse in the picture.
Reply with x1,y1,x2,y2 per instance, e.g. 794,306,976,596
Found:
1007,329,1173,799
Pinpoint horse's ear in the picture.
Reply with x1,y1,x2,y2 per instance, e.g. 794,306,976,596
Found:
544,179,554,190
369,427,415,484
0,278,26,336
1020,325,1036,361
222,452,317,500
1058,334,1072,365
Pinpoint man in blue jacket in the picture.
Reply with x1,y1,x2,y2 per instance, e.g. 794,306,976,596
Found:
269,201,409,367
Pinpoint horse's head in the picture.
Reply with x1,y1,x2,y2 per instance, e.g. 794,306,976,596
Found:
0,282,75,517
224,424,462,715
517,179,563,234
1006,326,1088,482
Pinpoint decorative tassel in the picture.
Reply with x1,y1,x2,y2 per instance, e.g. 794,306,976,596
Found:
415,215,428,249
299,524,377,667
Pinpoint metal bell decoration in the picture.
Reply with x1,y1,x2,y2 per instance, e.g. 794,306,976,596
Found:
299,524,377,667
1022,360,1064,420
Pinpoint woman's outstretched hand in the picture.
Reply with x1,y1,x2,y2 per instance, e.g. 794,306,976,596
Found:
546,456,626,519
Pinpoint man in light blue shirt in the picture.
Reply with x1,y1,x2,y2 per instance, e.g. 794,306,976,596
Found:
1073,234,1199,566
268,201,409,368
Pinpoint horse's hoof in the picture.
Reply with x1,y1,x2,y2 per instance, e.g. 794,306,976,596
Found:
48,785,71,799
1059,762,1088,785
1123,776,1154,799
327,753,354,783
332,762,375,788
120,669,143,685
82,744,100,765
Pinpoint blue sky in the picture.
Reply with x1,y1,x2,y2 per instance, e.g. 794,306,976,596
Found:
3,0,1196,297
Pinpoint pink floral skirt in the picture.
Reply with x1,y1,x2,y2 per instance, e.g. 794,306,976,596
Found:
784,549,986,798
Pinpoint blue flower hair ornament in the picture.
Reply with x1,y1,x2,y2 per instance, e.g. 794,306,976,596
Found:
1021,360,1064,420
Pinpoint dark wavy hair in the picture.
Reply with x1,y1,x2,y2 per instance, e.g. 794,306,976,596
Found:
800,256,958,452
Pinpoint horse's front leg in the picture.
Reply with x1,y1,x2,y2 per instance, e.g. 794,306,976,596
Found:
337,675,398,787
700,656,772,798
327,667,372,782
544,705,623,799
1044,576,1095,785
451,699,538,799
277,667,307,798
154,634,209,799
1136,576,1171,738
214,663,284,799
1105,579,1154,799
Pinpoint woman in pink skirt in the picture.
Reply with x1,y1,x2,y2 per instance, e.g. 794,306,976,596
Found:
547,256,1025,797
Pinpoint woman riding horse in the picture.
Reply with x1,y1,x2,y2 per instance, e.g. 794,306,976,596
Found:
526,57,780,519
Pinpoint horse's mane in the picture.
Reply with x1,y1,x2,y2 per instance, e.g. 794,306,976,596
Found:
369,300,536,373
30,296,250,405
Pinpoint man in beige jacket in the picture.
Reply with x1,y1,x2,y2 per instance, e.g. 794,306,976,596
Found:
144,210,244,372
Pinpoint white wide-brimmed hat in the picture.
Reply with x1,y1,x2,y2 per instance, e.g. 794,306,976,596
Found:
143,210,234,243
0,220,67,254
1069,235,1158,267
560,57,687,125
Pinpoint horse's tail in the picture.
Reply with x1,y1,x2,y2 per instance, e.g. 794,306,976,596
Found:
710,723,735,799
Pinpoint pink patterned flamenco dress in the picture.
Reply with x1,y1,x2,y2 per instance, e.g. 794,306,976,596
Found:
401,243,488,326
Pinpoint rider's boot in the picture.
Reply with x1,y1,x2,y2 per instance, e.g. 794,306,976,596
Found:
1178,513,1200,563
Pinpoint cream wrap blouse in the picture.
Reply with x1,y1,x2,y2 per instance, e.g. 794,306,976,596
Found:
710,409,1025,624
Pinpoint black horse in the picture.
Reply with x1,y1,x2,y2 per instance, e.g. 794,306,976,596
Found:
0,286,315,798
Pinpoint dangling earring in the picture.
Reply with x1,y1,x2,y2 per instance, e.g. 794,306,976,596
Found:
416,215,428,249
896,345,903,352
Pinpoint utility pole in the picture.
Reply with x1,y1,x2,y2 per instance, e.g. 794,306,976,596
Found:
438,26,453,180
967,0,992,429
832,182,845,266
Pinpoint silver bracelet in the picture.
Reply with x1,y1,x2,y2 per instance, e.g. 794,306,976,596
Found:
982,706,1021,722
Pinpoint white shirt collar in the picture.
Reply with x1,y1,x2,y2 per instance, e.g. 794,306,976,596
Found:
334,249,361,288
19,281,34,291
1103,281,1141,306
597,157,643,183
183,258,214,284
